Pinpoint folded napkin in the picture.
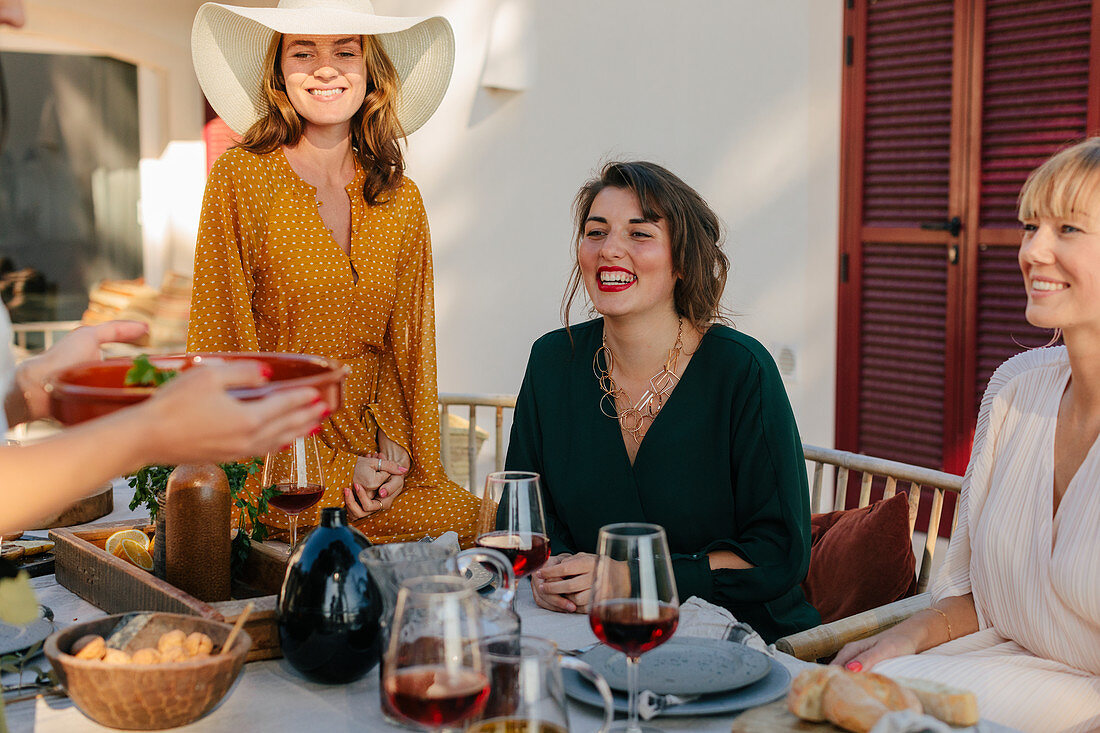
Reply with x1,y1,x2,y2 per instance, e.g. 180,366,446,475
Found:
635,596,788,720
428,531,460,553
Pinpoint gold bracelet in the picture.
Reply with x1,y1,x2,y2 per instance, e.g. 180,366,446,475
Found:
929,606,953,641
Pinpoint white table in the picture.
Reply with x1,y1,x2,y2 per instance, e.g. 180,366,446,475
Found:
9,572,802,733
0,484,840,732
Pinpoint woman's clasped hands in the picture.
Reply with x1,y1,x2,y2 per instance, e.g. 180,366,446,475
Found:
532,553,598,613
345,433,410,520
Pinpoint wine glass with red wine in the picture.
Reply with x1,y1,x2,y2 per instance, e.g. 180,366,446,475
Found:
262,435,325,551
476,471,551,579
589,523,679,733
383,575,490,731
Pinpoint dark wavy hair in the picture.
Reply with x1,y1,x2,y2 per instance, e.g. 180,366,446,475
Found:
561,161,730,331
237,33,406,205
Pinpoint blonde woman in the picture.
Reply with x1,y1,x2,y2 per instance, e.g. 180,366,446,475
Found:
834,139,1100,732
187,0,479,544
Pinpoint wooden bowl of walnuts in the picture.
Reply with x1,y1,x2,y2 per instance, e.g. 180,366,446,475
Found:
44,612,251,730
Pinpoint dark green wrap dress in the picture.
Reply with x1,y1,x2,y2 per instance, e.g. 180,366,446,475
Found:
505,319,820,642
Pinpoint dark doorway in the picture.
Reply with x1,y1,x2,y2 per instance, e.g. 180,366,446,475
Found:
0,51,142,322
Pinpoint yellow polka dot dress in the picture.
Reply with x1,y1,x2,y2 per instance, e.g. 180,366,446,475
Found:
188,147,479,546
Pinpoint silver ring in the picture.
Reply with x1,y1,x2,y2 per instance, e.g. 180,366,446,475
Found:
376,457,383,471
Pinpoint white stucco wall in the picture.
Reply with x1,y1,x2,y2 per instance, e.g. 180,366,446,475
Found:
376,0,843,448
2,0,841,449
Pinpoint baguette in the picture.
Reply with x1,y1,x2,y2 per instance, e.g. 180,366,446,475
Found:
787,665,842,721
895,677,979,727
822,671,922,733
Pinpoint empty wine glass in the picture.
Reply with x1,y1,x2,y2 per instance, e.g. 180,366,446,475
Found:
383,575,490,731
476,471,550,579
589,523,679,733
262,435,324,550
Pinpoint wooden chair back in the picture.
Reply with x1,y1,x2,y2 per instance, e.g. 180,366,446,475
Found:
802,444,963,594
437,393,517,495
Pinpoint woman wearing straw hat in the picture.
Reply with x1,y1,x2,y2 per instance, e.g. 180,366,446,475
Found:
187,0,480,545
0,1,326,537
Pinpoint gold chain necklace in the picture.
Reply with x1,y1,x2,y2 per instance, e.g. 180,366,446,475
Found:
593,318,684,444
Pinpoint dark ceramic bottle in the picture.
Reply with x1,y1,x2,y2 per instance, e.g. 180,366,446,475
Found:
276,507,382,683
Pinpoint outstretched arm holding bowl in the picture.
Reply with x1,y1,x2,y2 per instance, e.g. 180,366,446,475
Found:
0,322,326,534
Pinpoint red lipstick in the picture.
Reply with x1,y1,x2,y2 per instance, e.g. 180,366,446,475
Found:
597,266,636,292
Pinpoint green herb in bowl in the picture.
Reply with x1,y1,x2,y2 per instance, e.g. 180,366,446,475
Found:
123,355,179,387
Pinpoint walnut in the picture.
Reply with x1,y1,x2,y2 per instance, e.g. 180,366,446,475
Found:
71,635,105,660
184,632,214,657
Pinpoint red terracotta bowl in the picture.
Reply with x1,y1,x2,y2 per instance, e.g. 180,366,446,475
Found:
47,352,347,426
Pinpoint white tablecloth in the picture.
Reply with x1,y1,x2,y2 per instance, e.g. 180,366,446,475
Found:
9,573,799,733
5,480,789,732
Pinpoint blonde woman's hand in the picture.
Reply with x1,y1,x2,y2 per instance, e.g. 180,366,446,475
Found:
7,321,149,425
831,626,920,672
136,359,325,465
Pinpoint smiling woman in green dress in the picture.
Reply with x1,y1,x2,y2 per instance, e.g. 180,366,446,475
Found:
505,161,820,643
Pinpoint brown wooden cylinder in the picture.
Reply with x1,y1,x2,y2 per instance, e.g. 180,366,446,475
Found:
165,463,232,602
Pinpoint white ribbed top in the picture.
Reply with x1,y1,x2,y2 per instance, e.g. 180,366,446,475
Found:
877,346,1100,732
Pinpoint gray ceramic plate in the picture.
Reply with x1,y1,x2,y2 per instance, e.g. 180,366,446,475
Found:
464,563,495,591
563,654,790,717
0,605,54,658
580,637,771,695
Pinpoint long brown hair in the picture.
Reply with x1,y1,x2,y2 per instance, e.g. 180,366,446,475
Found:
561,161,731,332
238,33,406,205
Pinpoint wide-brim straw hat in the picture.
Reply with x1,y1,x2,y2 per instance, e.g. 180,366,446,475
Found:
192,0,454,136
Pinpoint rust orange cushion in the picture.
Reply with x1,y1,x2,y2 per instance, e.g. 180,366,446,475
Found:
803,492,916,624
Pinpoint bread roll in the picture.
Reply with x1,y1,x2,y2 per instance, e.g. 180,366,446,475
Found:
822,671,922,733
787,665,842,721
895,677,979,727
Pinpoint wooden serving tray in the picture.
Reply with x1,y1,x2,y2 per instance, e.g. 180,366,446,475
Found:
50,519,288,662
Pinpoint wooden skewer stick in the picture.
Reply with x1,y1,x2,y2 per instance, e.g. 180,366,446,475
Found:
220,601,254,655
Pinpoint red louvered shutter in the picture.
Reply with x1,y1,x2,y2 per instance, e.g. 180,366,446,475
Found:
837,0,965,473
962,0,1096,435
839,1,1100,486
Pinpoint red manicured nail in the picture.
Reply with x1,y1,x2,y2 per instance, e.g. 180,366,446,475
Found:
279,443,290,451
378,488,388,498
260,364,274,379
321,408,332,418
846,661,862,672
309,425,322,436
397,466,408,473
311,395,323,405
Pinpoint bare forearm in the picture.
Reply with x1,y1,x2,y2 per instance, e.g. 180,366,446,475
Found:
708,549,754,570
0,409,149,533
895,594,979,653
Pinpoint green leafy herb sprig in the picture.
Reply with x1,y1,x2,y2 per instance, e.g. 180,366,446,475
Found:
127,458,272,577
123,354,179,387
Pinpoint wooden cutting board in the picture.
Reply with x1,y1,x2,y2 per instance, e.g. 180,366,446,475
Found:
25,484,113,529
731,699,834,732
